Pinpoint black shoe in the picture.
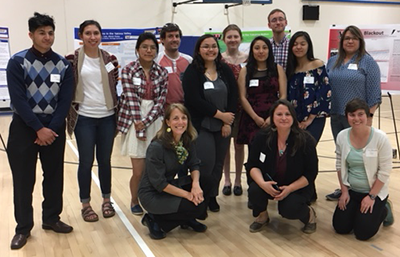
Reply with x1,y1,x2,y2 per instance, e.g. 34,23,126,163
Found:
10,233,30,250
222,186,232,196
42,220,73,233
233,185,243,196
141,214,166,240
180,219,207,232
208,197,220,212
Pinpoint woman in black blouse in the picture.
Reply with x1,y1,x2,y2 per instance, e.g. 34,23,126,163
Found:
247,99,318,234
182,34,238,212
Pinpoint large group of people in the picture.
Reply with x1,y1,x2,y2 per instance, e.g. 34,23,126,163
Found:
5,9,395,250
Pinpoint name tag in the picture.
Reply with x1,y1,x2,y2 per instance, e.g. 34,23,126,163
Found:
348,64,358,70
105,62,115,73
133,77,141,85
203,81,214,90
259,152,266,163
165,66,173,73
303,76,314,84
249,79,259,87
366,149,378,157
240,63,246,68
50,74,60,83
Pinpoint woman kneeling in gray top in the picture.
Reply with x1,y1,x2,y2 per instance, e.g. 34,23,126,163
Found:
138,103,211,239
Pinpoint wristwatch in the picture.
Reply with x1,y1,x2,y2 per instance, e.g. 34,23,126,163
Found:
369,194,377,200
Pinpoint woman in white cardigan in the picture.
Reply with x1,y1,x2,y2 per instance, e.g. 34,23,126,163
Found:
333,98,394,240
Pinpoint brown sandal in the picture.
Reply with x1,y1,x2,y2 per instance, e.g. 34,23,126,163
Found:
81,206,99,222
102,201,115,218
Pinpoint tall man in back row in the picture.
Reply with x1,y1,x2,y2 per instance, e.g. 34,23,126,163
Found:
156,23,192,108
268,8,289,70
7,12,74,250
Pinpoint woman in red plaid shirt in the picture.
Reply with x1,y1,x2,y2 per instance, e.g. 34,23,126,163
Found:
117,32,168,215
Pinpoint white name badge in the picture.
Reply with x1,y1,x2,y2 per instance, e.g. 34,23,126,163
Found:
240,63,246,68
203,81,214,90
105,62,115,73
249,79,259,87
259,152,266,163
303,76,314,84
366,149,378,158
50,74,60,83
133,77,141,85
165,66,173,73
348,64,358,70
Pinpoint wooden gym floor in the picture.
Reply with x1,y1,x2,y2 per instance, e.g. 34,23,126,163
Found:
1,95,400,257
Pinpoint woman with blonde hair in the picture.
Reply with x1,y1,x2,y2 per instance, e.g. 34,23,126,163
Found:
221,24,248,196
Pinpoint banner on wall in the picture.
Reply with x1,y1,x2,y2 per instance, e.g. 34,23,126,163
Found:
328,24,400,94
205,27,291,54
0,26,11,108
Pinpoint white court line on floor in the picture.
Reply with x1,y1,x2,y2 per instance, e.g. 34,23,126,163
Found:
67,140,155,257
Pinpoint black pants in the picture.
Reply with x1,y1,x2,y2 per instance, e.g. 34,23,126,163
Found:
7,115,66,235
196,128,230,197
248,181,310,224
152,179,212,232
332,190,387,240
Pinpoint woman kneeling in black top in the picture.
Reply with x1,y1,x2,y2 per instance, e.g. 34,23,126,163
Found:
247,99,318,234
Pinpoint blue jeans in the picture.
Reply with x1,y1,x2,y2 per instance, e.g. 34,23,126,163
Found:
74,114,116,203
306,117,326,144
330,114,350,142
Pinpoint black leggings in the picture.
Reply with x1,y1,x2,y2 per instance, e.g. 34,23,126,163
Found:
152,180,212,232
332,190,387,240
248,181,310,224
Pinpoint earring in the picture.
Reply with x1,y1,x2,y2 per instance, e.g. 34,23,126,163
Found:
166,127,171,132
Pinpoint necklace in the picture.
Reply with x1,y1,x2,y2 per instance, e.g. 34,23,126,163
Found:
278,142,287,156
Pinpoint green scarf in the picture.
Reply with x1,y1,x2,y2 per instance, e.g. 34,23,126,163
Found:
174,141,188,165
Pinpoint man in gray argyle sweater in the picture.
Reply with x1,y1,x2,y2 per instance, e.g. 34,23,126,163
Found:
7,12,74,250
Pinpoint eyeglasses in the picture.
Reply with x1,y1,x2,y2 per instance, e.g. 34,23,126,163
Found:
200,45,218,50
343,36,359,42
140,44,157,51
270,17,286,23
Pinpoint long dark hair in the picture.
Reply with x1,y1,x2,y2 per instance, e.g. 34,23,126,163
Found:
333,25,367,69
245,36,277,86
154,103,197,150
286,31,315,80
265,99,311,156
192,34,222,73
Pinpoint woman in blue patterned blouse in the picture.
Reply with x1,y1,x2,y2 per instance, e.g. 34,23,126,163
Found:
325,25,381,201
286,31,331,144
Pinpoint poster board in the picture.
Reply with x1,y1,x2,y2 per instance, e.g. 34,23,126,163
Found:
0,26,11,109
328,24,400,94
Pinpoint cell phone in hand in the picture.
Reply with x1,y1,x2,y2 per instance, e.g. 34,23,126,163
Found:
265,172,281,191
